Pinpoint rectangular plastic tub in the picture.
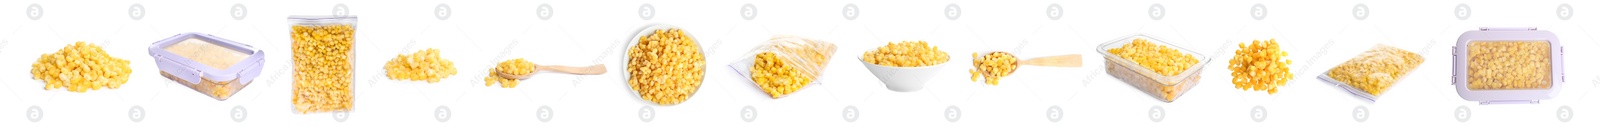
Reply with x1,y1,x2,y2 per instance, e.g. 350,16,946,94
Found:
1096,33,1210,102
1452,27,1565,104
148,32,265,101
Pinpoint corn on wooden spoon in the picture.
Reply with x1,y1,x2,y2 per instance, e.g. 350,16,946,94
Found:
496,64,607,80
974,53,1083,77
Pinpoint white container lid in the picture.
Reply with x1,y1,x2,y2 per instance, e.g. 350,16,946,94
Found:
1452,27,1564,104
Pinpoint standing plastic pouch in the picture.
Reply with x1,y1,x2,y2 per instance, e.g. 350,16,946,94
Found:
730,35,837,98
288,15,357,113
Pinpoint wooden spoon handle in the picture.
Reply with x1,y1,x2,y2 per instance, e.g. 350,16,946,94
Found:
540,64,607,75
1018,54,1082,67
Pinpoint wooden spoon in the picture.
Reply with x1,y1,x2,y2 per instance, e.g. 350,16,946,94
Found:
1018,54,1082,67
496,64,608,80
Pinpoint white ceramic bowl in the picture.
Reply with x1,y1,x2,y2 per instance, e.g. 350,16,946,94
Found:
620,24,705,105
859,55,951,92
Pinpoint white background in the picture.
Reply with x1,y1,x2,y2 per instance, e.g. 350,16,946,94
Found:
1,0,1598,126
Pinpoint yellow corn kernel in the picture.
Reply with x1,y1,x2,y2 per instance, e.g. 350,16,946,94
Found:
484,70,497,87
1327,45,1423,96
628,29,705,105
863,40,950,67
1108,38,1198,76
291,24,354,113
969,69,980,82
31,41,132,93
1161,85,1177,101
970,52,1018,85
1467,41,1552,90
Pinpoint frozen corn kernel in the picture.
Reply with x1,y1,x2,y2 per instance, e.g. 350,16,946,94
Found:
969,69,980,82
31,41,133,93
969,52,1018,85
1228,39,1293,94
485,73,496,86
484,58,535,88
1161,85,1178,101
499,76,519,88
291,24,354,113
863,40,949,67
1467,41,1552,90
384,48,458,83
1107,38,1198,76
628,29,705,105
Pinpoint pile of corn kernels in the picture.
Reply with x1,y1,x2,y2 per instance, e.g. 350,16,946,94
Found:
1107,38,1197,76
31,41,133,93
1229,39,1293,94
384,48,458,83
291,24,354,113
628,28,705,105
863,41,949,67
970,52,1017,85
1327,45,1423,96
1467,41,1552,90
485,58,535,88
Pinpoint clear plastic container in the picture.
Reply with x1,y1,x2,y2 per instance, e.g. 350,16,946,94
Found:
1096,33,1210,102
729,35,837,98
1452,27,1564,104
289,15,357,113
148,32,264,101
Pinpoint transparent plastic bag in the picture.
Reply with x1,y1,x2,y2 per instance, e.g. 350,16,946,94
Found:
1318,44,1423,101
730,35,837,98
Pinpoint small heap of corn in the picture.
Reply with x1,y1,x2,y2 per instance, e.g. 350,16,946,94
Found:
31,41,133,93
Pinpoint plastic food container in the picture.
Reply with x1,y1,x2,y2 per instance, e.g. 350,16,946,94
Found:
730,35,837,98
1452,27,1565,104
1096,33,1210,102
148,32,265,101
289,15,357,113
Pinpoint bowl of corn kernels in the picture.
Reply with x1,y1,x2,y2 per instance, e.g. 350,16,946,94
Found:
859,40,951,92
622,24,706,106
